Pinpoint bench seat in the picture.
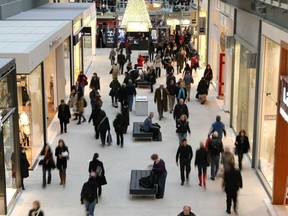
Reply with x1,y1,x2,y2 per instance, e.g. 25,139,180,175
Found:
133,122,153,141
130,170,157,198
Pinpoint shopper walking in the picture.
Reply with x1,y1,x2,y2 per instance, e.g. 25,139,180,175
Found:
176,81,187,103
20,147,30,190
203,64,213,89
126,79,136,111
173,98,189,121
183,71,193,101
76,71,88,95
222,161,243,214
97,110,110,146
55,139,69,186
76,91,86,125
176,138,193,186
176,114,191,145
154,84,168,120
175,48,185,74
89,72,100,92
207,131,224,180
40,144,55,188
151,154,167,199
177,205,196,216
154,52,162,78
88,153,106,197
196,77,209,104
166,79,177,113
110,63,119,80
235,129,250,170
125,43,132,63
109,78,121,108
108,48,116,65
28,200,44,216
113,113,125,147
195,142,209,187
208,115,226,141
121,100,130,133
148,41,155,62
117,51,126,75
221,146,235,173
80,175,98,216
57,99,71,133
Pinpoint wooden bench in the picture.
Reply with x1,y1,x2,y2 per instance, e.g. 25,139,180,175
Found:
130,170,158,199
133,122,154,141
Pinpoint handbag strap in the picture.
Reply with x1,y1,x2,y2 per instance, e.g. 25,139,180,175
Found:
98,116,107,130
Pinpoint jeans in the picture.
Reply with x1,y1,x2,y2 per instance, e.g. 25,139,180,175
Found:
156,67,161,77
180,160,191,183
157,171,167,198
210,155,220,179
84,199,97,216
185,85,191,101
128,95,134,111
177,133,187,145
42,166,52,187
168,95,175,112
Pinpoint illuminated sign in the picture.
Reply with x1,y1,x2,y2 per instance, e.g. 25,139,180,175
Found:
280,76,288,123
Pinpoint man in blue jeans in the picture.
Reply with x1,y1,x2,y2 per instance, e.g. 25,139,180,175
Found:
207,131,224,180
126,79,136,111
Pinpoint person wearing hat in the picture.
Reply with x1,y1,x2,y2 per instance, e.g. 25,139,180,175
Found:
154,84,168,120
207,131,224,180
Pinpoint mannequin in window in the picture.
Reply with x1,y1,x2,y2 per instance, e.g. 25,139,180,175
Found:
19,110,30,147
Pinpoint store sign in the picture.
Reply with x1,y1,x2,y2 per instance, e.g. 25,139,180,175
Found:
280,76,288,123
106,28,115,44
198,17,206,35
73,27,92,46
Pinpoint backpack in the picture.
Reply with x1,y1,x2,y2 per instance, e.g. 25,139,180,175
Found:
210,140,220,155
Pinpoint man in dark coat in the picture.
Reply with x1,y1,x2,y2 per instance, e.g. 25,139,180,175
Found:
126,79,137,111
222,162,243,214
173,98,189,121
89,73,100,91
117,51,126,74
80,176,98,215
57,99,71,133
154,84,168,120
176,138,193,185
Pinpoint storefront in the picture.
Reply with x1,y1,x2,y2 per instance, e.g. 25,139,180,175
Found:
208,0,234,109
256,21,288,205
8,2,96,85
0,58,20,215
198,0,209,67
0,20,71,167
231,10,260,162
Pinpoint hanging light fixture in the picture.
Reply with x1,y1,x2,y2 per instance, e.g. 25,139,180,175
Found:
121,0,152,32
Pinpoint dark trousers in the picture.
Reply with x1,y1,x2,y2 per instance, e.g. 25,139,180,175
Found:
116,132,124,146
77,114,86,124
226,191,238,211
21,177,24,189
126,54,131,63
42,166,52,187
149,52,154,62
59,119,67,133
94,126,99,139
156,67,161,77
119,64,124,74
100,131,107,146
180,160,191,183
238,151,243,170
157,171,167,198
111,96,118,104
148,127,160,140
197,165,207,176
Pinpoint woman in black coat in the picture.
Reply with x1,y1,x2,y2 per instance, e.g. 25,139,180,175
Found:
176,114,191,145
97,110,110,146
109,79,121,107
203,64,213,89
20,147,30,190
40,144,55,188
195,142,209,187
235,130,250,170
121,99,130,133
118,83,128,109
196,77,209,104
55,139,69,186
88,153,106,197
113,113,126,147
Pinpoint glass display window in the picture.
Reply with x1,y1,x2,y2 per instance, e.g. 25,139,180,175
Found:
232,41,256,155
17,65,44,166
259,38,280,188
64,37,71,99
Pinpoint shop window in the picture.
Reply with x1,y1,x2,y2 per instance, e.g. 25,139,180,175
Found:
232,41,256,156
17,65,44,166
259,38,280,188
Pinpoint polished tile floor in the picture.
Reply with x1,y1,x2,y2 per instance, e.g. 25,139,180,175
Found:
9,48,275,216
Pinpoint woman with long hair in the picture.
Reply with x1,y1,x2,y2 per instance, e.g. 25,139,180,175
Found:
40,144,55,188
176,114,191,145
195,142,209,187
235,130,250,170
55,139,69,186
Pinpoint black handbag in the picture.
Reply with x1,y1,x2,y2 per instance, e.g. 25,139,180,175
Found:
99,176,107,186
38,159,44,165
